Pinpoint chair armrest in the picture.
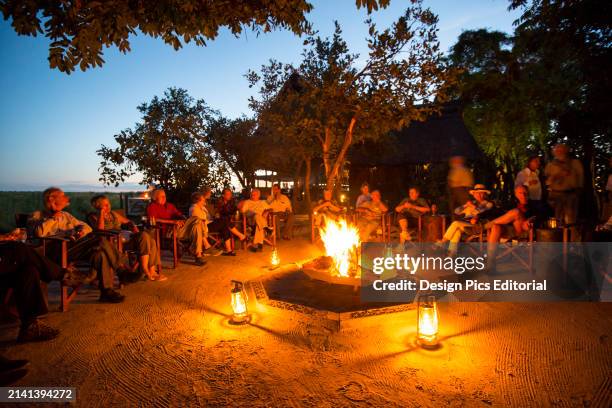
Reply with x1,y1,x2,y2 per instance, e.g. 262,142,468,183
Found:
91,229,122,237
39,234,71,242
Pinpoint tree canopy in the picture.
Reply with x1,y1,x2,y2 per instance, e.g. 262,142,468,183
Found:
1,0,391,73
97,87,231,194
248,0,456,192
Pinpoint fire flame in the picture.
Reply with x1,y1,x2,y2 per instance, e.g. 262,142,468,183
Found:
319,218,361,277
271,247,280,267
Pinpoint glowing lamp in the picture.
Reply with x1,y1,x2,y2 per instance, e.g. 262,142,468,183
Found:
417,295,439,348
270,247,280,267
230,280,250,324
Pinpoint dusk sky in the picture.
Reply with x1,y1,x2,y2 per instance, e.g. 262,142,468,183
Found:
0,0,520,191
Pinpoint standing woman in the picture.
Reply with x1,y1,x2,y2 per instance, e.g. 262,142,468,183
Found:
89,195,167,282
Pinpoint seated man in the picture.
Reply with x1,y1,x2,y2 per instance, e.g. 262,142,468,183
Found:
355,190,388,241
439,184,495,255
30,187,125,303
312,189,345,227
88,194,165,282
0,241,85,342
395,186,430,243
266,184,294,240
240,188,272,252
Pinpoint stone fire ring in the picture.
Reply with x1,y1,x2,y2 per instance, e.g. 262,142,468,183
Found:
246,256,415,329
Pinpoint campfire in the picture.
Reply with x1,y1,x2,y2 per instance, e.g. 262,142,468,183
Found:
317,218,361,278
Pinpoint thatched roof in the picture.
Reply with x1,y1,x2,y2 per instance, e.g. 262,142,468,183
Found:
349,104,482,166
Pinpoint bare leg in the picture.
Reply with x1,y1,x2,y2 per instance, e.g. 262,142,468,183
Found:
230,226,245,240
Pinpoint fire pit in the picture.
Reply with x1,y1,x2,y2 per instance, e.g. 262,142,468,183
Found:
247,218,415,331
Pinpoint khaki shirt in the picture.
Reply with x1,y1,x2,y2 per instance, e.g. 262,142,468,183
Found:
266,193,292,212
30,210,92,238
545,158,584,191
241,199,271,216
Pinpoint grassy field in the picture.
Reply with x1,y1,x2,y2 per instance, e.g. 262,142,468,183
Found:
0,192,125,232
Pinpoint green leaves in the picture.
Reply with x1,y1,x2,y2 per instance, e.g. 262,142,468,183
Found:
97,87,231,192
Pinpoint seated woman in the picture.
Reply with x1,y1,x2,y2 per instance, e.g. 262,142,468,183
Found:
395,186,430,243
312,190,345,227
30,187,125,303
438,184,495,255
183,192,222,265
215,188,247,244
88,194,166,282
202,188,238,256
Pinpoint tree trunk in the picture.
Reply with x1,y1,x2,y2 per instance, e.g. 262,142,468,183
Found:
326,116,357,192
305,156,312,222
322,127,332,178
292,160,304,213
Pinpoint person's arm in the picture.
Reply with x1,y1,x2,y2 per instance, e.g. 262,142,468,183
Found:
413,199,430,214
395,200,407,213
169,203,185,220
454,204,467,216
67,213,92,237
31,212,54,237
380,202,389,213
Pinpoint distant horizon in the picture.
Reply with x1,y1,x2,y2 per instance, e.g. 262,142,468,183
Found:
0,0,520,191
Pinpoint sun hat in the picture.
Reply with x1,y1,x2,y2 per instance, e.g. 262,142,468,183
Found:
469,184,491,195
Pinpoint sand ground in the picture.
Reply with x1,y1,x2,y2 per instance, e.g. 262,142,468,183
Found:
1,233,611,407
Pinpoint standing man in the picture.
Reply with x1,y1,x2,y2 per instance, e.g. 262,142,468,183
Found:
355,182,372,208
448,156,474,220
240,188,272,252
515,156,542,202
267,184,294,240
545,144,584,228
515,155,544,216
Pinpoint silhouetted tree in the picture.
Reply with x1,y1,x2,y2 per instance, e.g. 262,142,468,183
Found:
97,87,231,195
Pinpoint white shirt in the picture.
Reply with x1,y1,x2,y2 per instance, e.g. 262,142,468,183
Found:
266,193,292,212
515,167,542,200
31,210,93,238
241,199,271,216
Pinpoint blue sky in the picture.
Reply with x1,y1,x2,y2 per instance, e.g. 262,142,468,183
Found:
0,0,520,191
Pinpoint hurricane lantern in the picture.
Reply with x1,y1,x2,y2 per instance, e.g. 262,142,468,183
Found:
417,295,439,348
230,280,249,324
270,247,280,267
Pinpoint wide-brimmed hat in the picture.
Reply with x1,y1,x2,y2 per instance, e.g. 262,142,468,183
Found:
469,184,491,195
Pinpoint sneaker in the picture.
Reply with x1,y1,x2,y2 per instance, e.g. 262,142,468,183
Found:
17,320,60,343
203,247,223,256
62,264,92,288
222,251,236,256
257,244,263,252
248,245,258,253
99,289,125,303
195,256,207,266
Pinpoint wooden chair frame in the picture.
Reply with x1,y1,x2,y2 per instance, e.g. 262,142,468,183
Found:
242,212,276,249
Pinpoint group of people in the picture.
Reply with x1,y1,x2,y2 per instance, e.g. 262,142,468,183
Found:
0,183,298,345
0,143,596,348
313,143,588,257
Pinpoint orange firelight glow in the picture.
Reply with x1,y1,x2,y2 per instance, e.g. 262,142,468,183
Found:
271,247,280,267
319,218,360,277
417,296,439,347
